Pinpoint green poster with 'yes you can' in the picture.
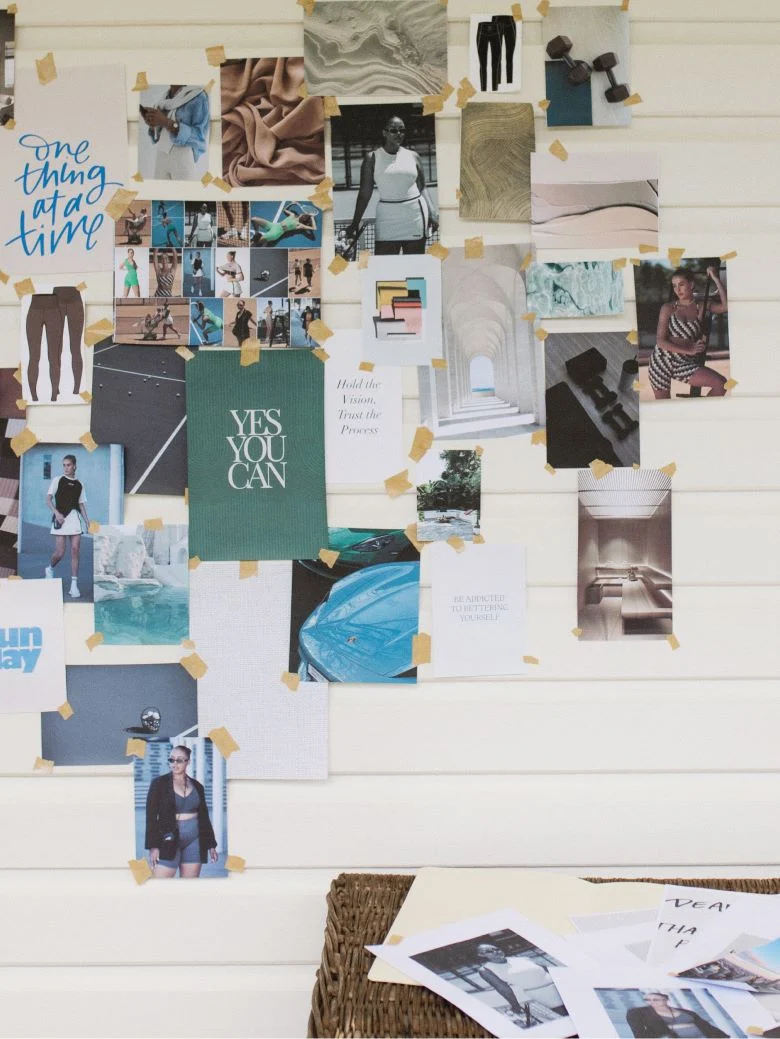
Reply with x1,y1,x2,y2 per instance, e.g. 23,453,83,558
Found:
186,351,327,561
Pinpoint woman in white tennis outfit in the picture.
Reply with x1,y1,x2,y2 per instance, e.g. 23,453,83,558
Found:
44,453,91,599
188,203,215,247
345,114,439,255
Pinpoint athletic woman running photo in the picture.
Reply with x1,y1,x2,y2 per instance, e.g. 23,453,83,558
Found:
649,266,728,399
192,300,223,344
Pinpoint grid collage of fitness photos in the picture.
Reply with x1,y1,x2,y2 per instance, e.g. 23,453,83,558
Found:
0,2,762,1036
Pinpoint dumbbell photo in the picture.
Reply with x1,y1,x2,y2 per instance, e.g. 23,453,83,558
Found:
546,35,591,85
602,403,639,441
581,377,617,411
592,52,631,103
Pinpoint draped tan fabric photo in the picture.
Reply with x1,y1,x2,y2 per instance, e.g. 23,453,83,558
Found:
221,57,325,187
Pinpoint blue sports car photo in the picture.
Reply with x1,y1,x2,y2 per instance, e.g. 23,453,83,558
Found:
296,561,420,683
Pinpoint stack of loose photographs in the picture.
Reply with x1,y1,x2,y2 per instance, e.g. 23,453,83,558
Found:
369,881,780,1038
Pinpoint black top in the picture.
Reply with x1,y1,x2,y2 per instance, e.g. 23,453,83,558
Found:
144,772,217,863
233,310,252,336
626,1005,728,1039
51,476,83,517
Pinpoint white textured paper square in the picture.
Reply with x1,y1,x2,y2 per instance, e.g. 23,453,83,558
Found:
190,562,328,779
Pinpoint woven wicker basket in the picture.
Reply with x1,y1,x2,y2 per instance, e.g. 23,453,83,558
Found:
308,872,780,1038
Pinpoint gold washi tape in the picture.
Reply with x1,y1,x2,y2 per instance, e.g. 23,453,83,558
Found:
128,859,153,885
328,254,349,276
206,45,226,67
412,633,431,665
10,427,38,457
318,549,340,569
409,426,434,463
180,652,208,679
36,53,57,85
208,726,240,758
385,469,412,498
549,139,568,162
464,236,484,259
589,459,614,480
126,738,146,758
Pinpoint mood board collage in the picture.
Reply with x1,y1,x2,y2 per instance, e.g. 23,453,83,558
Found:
0,1,734,885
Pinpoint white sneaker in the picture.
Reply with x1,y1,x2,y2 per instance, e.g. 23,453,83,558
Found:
69,579,80,599
44,566,54,579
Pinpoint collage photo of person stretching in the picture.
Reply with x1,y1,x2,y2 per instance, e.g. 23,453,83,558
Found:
113,198,323,347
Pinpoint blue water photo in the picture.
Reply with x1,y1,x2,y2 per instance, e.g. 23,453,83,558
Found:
93,524,189,645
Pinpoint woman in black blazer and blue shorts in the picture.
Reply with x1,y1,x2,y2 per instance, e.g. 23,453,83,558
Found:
145,745,218,878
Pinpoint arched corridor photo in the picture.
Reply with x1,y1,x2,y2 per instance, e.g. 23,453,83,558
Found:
418,244,545,439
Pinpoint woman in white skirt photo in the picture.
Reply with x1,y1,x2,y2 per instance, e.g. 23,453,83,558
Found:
343,112,439,255
44,453,91,599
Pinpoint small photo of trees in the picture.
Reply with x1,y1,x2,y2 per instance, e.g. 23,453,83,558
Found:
416,449,482,543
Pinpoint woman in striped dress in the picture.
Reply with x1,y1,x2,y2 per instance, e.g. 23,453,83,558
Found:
153,249,178,298
649,266,727,398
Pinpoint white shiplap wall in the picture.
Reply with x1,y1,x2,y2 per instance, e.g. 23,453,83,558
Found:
1,1,779,1036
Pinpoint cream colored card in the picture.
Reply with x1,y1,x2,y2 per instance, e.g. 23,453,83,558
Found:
368,867,665,985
